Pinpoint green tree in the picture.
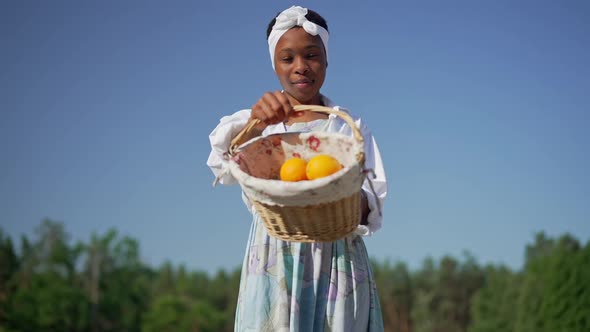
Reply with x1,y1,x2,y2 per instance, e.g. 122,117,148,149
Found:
469,265,520,332
141,295,226,332
539,235,590,331
4,219,89,331
141,294,195,332
515,232,560,332
0,229,19,323
514,232,590,332
9,272,89,331
372,259,413,332
79,229,151,332
412,253,485,332
152,261,176,297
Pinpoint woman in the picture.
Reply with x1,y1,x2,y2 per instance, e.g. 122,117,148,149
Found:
207,6,387,331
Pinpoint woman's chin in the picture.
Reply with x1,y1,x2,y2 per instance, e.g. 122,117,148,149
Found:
287,90,319,104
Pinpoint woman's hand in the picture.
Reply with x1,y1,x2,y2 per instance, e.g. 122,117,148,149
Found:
250,91,295,127
233,91,297,147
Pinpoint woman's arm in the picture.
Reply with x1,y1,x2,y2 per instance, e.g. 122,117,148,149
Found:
360,190,370,225
347,115,388,236
207,110,251,185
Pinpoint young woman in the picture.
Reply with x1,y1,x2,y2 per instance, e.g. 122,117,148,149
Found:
207,6,387,331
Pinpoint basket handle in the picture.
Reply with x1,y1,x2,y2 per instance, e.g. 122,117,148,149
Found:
229,105,364,155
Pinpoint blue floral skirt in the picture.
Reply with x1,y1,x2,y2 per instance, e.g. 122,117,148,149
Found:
234,214,384,331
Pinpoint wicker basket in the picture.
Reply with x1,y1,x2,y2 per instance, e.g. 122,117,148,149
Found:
227,105,366,242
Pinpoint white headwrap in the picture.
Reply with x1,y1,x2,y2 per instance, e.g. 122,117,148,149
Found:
268,6,329,70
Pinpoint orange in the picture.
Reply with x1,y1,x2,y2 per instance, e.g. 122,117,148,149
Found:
280,157,308,182
306,154,343,180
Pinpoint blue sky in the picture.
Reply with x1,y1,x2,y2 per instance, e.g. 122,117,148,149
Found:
2,0,589,275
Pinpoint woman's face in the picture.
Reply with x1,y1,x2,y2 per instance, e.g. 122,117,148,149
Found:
274,27,327,105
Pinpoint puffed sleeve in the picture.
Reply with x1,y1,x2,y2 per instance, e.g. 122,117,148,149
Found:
207,109,251,185
356,119,387,236
207,109,255,212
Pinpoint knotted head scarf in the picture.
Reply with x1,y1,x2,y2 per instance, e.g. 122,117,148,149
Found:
268,6,329,70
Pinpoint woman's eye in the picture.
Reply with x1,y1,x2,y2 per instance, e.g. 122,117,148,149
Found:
281,57,293,62
307,53,317,58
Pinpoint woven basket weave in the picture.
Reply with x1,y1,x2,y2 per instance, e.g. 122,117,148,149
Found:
228,105,366,242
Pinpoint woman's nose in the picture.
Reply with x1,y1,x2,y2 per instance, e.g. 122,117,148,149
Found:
294,57,309,74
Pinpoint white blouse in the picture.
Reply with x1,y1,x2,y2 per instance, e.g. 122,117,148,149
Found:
207,96,387,236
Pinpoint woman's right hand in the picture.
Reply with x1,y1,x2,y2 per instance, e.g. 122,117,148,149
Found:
234,91,300,147
250,91,296,128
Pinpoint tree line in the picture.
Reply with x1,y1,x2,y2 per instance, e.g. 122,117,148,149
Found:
1,219,588,331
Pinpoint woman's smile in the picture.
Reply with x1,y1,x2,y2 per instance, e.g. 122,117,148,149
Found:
292,78,314,89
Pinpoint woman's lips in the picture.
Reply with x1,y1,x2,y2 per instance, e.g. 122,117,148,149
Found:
292,79,314,88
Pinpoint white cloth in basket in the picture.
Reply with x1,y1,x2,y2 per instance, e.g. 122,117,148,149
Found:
207,96,387,236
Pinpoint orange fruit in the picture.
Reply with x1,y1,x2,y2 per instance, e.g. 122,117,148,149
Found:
280,157,308,182
306,154,343,180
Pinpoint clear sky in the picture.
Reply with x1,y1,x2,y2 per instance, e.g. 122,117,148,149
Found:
2,0,589,275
